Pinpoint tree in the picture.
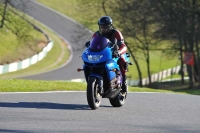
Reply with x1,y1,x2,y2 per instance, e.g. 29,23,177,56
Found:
104,0,163,87
0,0,8,28
151,0,200,88
77,0,200,88
0,0,34,43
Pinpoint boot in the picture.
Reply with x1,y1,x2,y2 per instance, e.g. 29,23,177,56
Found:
122,75,127,93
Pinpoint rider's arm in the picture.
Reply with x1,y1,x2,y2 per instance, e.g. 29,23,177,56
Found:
114,30,127,55
92,32,99,38
85,32,98,47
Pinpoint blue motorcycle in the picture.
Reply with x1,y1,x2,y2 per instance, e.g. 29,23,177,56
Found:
78,36,132,109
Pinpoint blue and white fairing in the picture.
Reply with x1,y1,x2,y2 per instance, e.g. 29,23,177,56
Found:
82,36,120,81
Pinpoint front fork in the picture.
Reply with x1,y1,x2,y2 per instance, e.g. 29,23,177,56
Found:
88,75,103,95
97,76,103,88
96,76,104,95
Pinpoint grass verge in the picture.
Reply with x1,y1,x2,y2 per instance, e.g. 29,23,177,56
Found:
1,79,199,95
0,3,48,64
0,15,70,79
0,79,175,93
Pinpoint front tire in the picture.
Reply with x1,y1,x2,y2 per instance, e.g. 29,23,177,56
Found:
87,77,101,110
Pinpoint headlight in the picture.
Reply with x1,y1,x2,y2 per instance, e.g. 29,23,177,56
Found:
88,55,103,62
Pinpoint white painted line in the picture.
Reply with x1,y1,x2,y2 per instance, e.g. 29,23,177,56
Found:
0,91,86,94
0,91,163,95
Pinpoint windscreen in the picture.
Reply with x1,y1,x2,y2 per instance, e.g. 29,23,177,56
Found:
89,36,110,51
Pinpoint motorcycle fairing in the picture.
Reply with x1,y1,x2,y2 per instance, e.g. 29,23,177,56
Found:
105,59,120,81
82,47,112,64
82,49,121,83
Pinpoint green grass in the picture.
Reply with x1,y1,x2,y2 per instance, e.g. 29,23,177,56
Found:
0,3,47,64
126,50,180,79
0,79,177,93
0,14,70,79
0,79,86,92
1,79,199,95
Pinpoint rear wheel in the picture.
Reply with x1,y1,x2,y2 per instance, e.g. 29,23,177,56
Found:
87,77,102,110
109,91,127,107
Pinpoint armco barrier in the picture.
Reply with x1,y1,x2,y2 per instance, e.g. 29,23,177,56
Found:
141,65,185,86
0,8,54,75
0,41,53,75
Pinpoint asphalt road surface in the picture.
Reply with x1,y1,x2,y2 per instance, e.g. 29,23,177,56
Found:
11,0,92,80
0,92,200,133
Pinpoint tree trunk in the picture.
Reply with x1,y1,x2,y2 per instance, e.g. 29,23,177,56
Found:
187,65,194,89
132,54,143,87
187,0,196,89
126,42,143,87
0,0,8,28
195,15,200,87
179,38,185,85
146,50,152,86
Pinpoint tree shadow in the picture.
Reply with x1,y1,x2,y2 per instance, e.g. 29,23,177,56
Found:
150,80,200,95
0,129,32,133
0,102,90,110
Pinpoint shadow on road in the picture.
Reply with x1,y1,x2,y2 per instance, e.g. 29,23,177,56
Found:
0,129,32,133
0,102,90,110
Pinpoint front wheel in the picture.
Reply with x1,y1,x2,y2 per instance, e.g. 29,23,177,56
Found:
109,91,127,107
87,77,101,110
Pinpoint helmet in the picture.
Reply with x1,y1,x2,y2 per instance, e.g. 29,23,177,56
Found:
98,16,113,36
98,16,112,25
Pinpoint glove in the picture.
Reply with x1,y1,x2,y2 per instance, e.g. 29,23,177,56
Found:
113,50,120,57
85,41,90,47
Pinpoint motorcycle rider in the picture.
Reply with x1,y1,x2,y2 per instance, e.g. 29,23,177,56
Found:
85,16,128,94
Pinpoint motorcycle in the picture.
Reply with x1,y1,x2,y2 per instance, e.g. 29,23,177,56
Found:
77,36,132,110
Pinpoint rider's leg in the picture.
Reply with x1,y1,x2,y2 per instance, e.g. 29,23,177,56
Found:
117,57,127,93
122,75,127,93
